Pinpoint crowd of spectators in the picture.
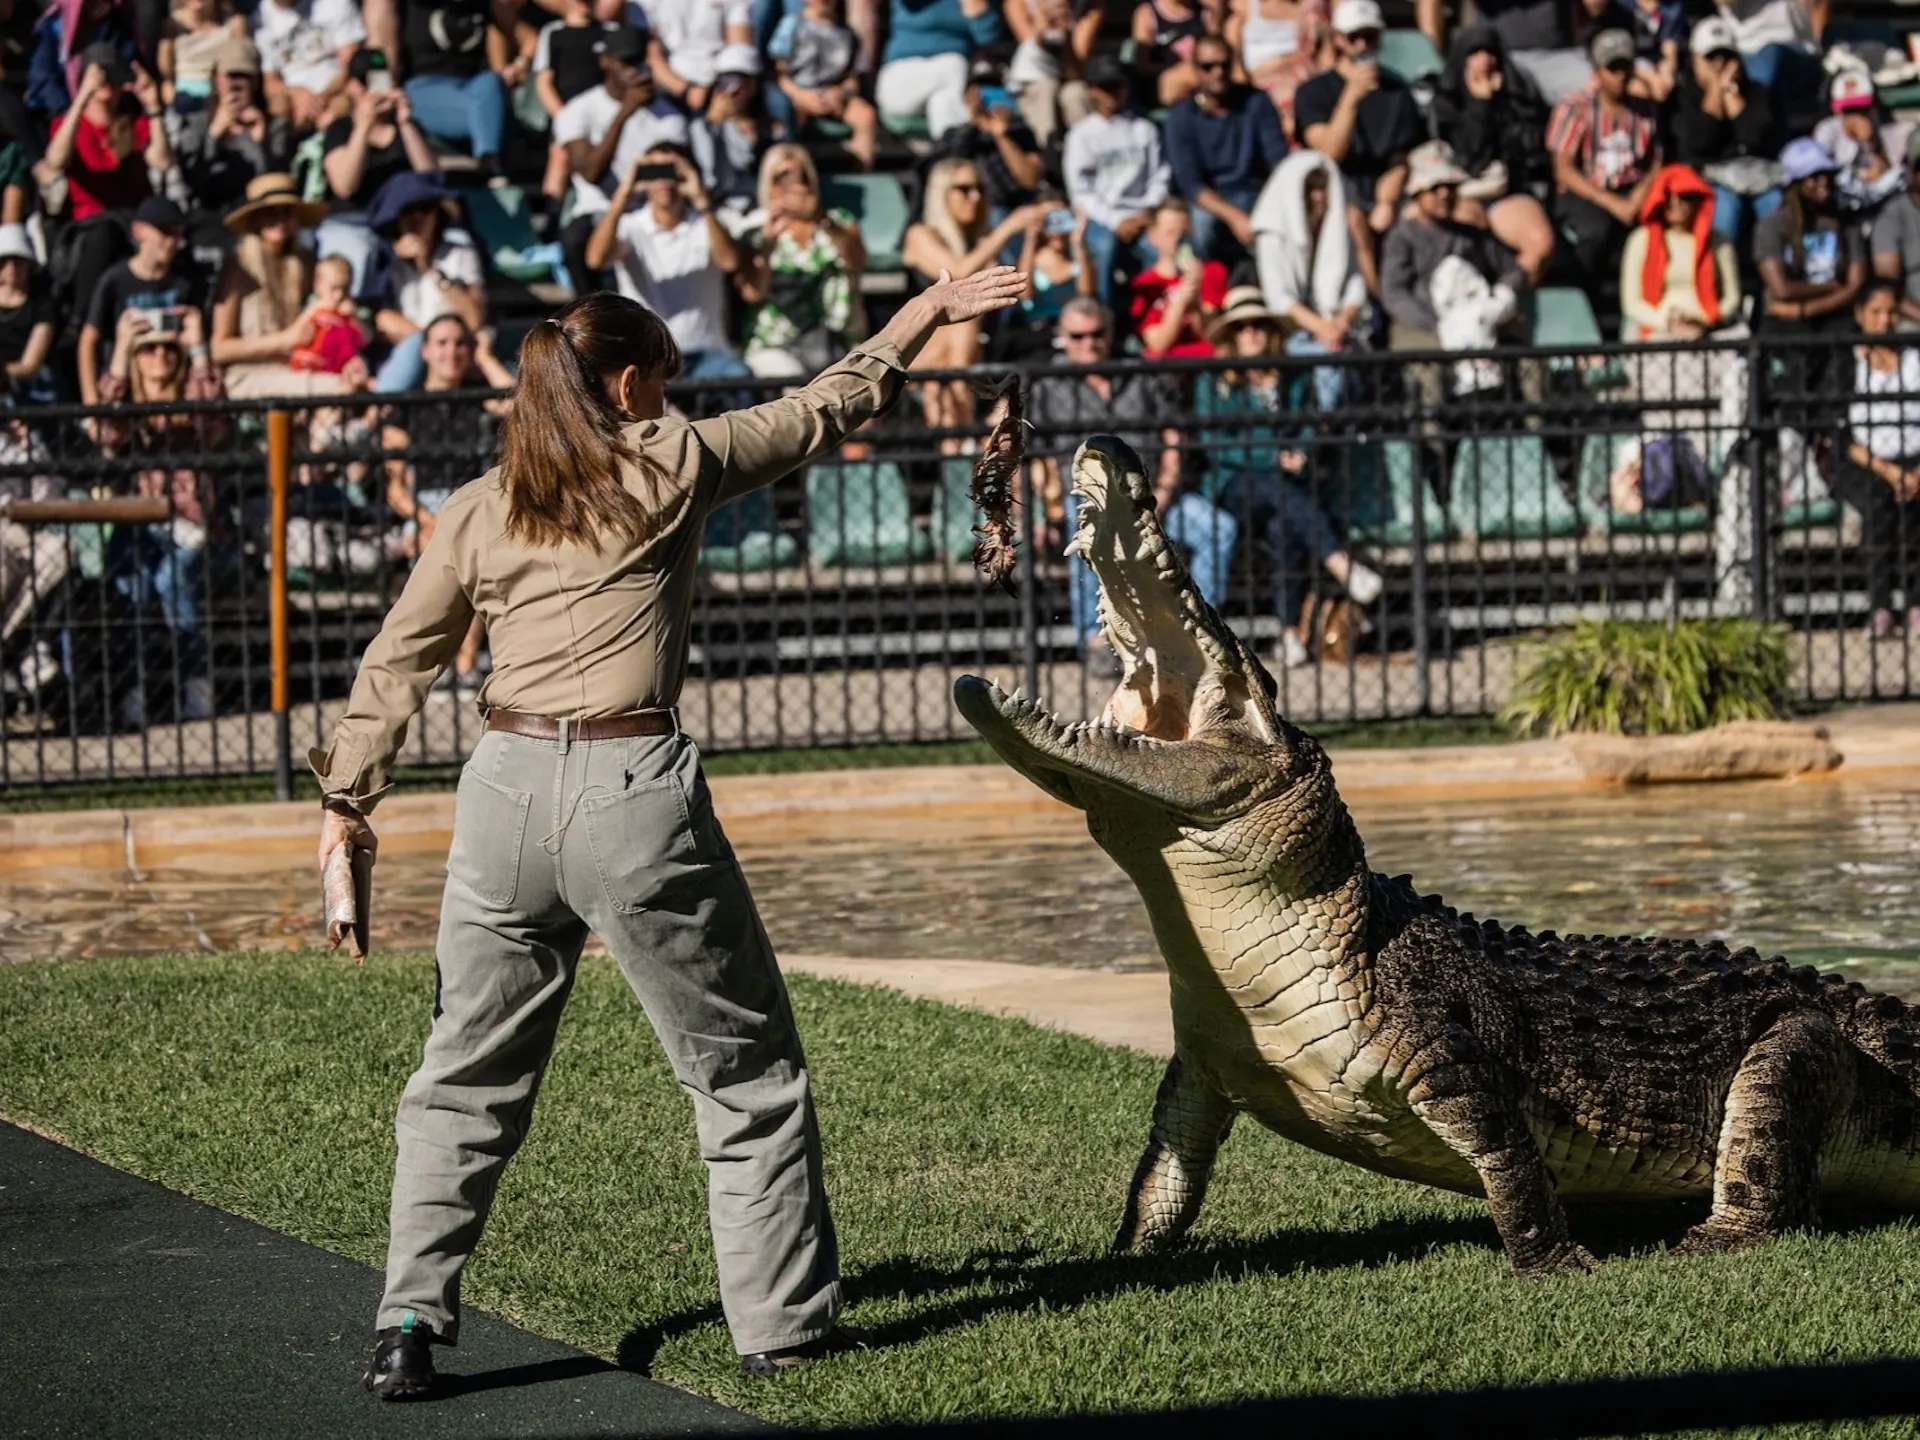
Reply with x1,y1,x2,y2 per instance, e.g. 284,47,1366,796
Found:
3,0,1920,708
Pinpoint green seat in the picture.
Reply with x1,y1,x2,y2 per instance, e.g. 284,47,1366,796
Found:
463,184,558,284
931,455,983,563
1349,440,1452,546
1452,435,1584,540
822,172,909,273
1779,498,1841,529
1533,286,1628,389
703,488,799,573
876,110,929,140
808,459,932,566
1380,28,1443,84
1576,434,1710,534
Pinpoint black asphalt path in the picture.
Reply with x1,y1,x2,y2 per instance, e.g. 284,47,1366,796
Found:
0,1123,766,1438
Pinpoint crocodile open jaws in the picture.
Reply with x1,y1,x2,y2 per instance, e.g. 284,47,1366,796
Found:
955,434,1920,1277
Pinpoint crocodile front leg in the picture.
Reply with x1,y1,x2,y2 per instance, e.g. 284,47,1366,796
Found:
1113,1054,1237,1252
1408,1037,1598,1276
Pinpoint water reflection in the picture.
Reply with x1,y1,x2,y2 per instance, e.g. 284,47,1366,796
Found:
4,777,1917,994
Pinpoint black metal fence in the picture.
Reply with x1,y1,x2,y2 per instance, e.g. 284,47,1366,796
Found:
1,331,1914,788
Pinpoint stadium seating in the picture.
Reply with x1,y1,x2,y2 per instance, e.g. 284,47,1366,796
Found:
1451,434,1585,541
808,459,933,566
1349,439,1453,547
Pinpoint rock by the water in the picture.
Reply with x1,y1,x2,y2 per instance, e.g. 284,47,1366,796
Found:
1566,720,1843,786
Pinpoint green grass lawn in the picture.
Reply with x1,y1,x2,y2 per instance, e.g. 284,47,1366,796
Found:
2,953,1916,1432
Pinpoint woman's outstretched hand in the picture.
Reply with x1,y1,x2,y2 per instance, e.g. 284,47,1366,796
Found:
926,265,1028,325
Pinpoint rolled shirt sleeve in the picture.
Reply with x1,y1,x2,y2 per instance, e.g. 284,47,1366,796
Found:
308,497,477,810
697,341,908,506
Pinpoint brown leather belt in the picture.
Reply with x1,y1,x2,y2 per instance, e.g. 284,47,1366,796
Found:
485,708,677,741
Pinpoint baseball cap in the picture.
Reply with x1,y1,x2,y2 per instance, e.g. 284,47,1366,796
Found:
0,224,35,264
1689,15,1738,58
595,26,648,64
1830,69,1875,112
347,46,390,85
1778,137,1839,186
1083,53,1128,93
214,34,259,76
1331,0,1384,34
715,41,760,76
1590,29,1635,69
1406,139,1469,195
80,41,132,86
132,195,187,230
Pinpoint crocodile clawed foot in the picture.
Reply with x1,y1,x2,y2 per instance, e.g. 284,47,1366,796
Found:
1673,1219,1771,1257
1512,1241,1599,1277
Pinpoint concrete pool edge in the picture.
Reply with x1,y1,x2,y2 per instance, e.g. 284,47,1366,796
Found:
6,703,1917,875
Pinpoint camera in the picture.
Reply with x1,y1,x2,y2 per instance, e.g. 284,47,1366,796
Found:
367,69,394,94
1044,208,1076,235
633,162,678,183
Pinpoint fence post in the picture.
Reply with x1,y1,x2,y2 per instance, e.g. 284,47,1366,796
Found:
1404,384,1432,717
268,409,293,803
1745,332,1771,623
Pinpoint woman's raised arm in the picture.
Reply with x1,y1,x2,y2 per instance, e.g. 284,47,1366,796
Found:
698,265,1026,504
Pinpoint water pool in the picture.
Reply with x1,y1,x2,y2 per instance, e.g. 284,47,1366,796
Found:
4,775,1917,993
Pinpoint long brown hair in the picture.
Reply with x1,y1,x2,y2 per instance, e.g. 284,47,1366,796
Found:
497,291,682,549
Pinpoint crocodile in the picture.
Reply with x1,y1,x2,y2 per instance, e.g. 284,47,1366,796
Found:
953,434,1920,1276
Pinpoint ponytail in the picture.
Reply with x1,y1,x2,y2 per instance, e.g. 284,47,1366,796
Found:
497,291,682,550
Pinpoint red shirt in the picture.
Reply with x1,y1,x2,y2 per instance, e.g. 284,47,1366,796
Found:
57,110,153,222
1129,259,1229,358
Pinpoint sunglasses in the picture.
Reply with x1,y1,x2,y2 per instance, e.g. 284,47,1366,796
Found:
1194,58,1228,71
773,169,813,187
1603,60,1633,74
1061,328,1106,342
950,182,982,195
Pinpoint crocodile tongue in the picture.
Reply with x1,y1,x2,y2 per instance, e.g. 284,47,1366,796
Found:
1064,434,1242,742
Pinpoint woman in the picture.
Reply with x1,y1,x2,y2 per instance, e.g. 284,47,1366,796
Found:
1839,281,1920,639
317,269,1027,1401
1131,0,1212,108
365,170,486,393
1195,286,1380,668
872,0,1002,140
735,143,865,378
319,46,440,291
902,158,1044,422
1223,0,1324,136
175,34,292,227
997,199,1094,359
1669,26,1778,245
1250,149,1366,408
97,304,228,722
1620,164,1740,341
209,171,338,398
1759,139,1867,515
1127,197,1227,358
1428,23,1556,284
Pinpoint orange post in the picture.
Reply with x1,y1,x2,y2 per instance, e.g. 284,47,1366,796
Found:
268,409,293,801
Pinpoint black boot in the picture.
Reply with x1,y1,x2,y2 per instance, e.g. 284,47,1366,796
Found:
738,1325,872,1377
363,1324,437,1400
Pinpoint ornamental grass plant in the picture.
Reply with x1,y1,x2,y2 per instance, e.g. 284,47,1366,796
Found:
1501,619,1791,739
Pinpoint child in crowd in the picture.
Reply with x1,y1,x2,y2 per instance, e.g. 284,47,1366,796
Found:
290,255,369,375
159,0,244,112
534,0,617,201
769,0,877,168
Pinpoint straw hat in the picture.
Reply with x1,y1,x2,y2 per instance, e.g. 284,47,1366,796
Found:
224,172,328,233
1208,285,1281,345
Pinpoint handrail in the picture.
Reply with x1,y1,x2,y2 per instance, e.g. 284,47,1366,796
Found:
1,497,171,524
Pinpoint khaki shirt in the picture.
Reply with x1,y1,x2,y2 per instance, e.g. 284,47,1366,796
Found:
309,342,907,810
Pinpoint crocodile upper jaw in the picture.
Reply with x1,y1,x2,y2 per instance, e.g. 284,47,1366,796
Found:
955,435,1290,823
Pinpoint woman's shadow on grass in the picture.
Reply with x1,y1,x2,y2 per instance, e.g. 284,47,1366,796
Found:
614,1202,1707,1376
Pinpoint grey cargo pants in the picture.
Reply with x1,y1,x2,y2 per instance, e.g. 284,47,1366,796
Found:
378,726,841,1355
